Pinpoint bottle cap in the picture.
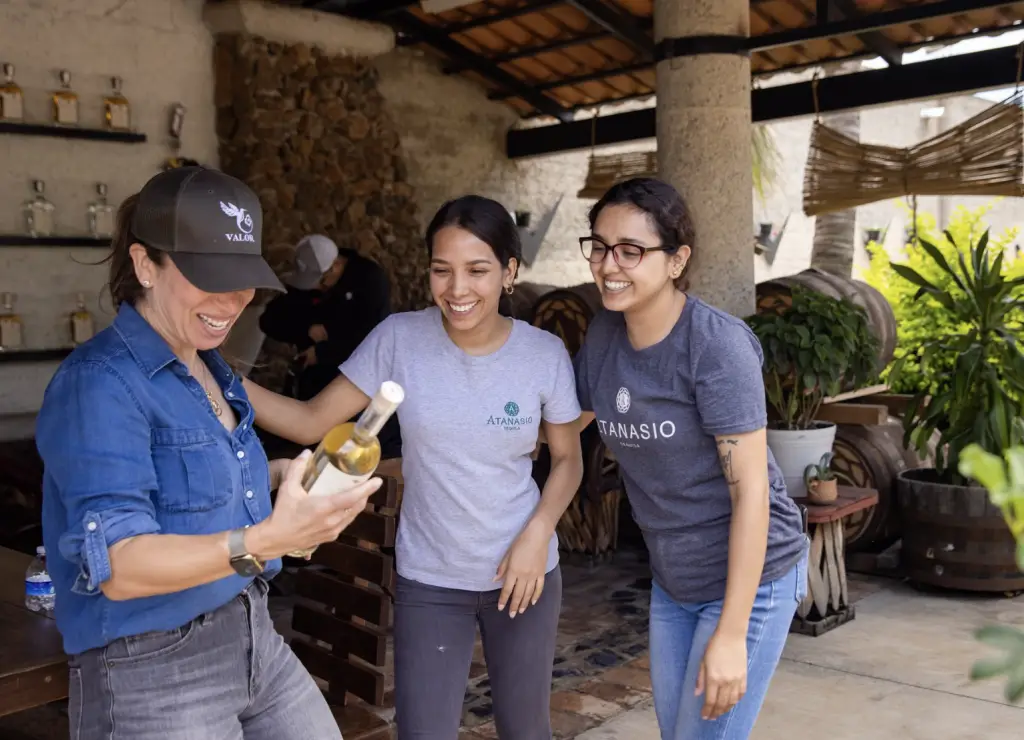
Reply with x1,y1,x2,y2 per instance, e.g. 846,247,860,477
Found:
379,381,405,406
36,545,45,556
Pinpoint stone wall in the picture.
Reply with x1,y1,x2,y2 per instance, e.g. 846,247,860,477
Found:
213,33,430,313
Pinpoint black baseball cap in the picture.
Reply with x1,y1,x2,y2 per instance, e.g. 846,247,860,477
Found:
131,167,285,294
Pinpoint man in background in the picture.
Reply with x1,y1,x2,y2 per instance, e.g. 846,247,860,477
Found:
259,234,400,456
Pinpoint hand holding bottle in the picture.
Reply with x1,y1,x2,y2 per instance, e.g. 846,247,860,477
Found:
247,450,382,560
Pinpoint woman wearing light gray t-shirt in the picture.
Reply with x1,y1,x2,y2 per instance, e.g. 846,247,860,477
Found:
572,178,810,740
245,195,583,739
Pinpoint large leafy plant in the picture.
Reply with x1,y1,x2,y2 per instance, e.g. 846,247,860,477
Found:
746,288,879,430
889,229,1024,483
861,203,1023,395
959,443,1024,703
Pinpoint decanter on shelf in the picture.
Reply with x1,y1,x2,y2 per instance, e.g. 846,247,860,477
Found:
70,293,94,345
104,76,130,131
52,69,78,126
23,180,56,237
87,183,115,239
0,63,23,121
0,293,24,351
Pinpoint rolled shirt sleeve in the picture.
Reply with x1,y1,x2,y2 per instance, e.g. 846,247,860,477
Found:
36,362,162,595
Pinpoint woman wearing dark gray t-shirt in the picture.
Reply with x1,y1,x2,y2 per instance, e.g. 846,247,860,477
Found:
573,177,810,740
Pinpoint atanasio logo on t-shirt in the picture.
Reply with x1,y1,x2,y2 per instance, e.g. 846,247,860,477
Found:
487,400,533,431
598,385,676,448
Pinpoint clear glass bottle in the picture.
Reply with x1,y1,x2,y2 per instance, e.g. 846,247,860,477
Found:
0,293,24,351
289,381,404,558
23,180,56,237
70,293,94,345
103,76,130,130
52,69,78,126
0,63,24,121
87,183,115,238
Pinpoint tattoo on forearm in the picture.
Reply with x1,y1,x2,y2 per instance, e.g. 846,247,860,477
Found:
717,438,740,486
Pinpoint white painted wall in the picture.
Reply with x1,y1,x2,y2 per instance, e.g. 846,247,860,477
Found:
0,0,219,438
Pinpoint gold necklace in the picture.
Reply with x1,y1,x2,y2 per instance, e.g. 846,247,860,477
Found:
196,360,223,417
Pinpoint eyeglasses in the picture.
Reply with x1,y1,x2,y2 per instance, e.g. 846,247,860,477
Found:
579,236,671,269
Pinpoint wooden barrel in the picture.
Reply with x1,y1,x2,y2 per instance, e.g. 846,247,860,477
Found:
897,469,1024,592
500,281,555,322
755,268,897,371
556,434,622,555
531,282,604,357
830,419,932,553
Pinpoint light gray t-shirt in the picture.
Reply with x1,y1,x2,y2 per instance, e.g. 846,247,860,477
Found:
339,307,581,592
574,296,808,604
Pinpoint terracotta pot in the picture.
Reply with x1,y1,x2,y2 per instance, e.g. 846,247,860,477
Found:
808,478,838,504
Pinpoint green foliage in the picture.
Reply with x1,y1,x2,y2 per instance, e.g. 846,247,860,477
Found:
959,443,1024,704
752,124,781,206
746,288,879,430
861,203,1023,395
888,229,1024,483
804,451,836,488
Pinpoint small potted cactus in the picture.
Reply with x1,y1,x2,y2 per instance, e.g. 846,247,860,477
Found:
804,452,838,504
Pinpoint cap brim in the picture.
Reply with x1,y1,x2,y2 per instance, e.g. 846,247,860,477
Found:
169,252,286,294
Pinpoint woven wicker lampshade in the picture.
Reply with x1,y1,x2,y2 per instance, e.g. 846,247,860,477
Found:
577,151,658,199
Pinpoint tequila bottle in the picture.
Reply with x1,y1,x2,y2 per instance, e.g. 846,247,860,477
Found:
70,293,94,345
87,183,115,238
52,69,78,126
0,63,24,121
103,76,130,130
23,181,55,237
0,293,24,351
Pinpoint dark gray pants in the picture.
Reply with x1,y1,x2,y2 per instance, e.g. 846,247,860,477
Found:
394,566,563,740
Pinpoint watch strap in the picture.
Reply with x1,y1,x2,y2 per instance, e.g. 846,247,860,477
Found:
228,527,251,561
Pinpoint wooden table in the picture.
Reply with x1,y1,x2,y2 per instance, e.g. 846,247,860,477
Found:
0,546,69,718
790,486,879,637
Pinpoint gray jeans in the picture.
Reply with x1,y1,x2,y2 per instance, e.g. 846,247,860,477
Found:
67,579,340,739
393,566,562,740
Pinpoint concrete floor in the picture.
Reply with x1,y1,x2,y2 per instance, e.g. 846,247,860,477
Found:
576,579,1024,740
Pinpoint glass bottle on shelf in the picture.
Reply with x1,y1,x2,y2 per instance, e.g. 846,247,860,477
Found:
52,69,78,126
0,63,24,121
23,180,56,237
0,293,24,351
103,76,130,130
87,183,115,239
70,293,94,345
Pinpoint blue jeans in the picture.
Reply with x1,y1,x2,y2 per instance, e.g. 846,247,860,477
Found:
67,579,340,739
649,552,808,740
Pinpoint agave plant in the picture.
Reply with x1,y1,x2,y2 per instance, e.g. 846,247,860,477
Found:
889,229,1024,483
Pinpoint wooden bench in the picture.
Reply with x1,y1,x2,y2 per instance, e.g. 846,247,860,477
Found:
790,486,879,637
0,546,69,718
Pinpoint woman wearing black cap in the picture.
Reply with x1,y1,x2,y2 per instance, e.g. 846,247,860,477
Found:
34,167,377,738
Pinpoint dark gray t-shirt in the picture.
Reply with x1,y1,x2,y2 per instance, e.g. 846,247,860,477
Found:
574,296,807,604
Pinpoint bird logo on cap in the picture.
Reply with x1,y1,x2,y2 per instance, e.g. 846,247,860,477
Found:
220,201,254,235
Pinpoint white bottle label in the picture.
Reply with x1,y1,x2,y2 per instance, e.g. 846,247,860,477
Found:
0,318,22,349
0,91,22,120
306,461,371,498
108,103,129,130
56,97,77,125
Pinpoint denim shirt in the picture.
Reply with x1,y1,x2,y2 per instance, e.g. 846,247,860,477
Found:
36,303,281,656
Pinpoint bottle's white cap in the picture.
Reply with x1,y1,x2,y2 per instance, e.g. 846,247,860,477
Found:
380,381,405,406
36,545,45,556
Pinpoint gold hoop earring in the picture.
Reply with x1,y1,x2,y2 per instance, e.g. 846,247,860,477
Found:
505,284,515,295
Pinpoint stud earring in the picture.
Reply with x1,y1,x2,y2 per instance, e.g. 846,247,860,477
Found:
142,280,151,287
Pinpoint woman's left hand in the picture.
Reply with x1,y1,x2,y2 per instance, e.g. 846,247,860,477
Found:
494,519,551,618
696,629,748,721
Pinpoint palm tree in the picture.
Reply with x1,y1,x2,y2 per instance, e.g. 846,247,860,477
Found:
752,123,781,207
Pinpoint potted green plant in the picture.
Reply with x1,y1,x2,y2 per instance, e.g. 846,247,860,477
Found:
746,287,879,497
891,229,1024,592
804,451,838,504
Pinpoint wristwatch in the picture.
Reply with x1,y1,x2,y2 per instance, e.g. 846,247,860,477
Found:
228,528,265,577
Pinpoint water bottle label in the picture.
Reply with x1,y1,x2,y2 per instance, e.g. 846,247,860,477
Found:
26,577,55,597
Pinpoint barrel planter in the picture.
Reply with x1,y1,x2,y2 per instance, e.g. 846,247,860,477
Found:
830,419,934,553
531,282,604,357
756,268,897,373
896,467,1024,592
767,422,837,498
501,281,555,323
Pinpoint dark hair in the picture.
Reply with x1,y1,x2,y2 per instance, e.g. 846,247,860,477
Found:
425,195,522,281
588,177,696,290
104,193,165,308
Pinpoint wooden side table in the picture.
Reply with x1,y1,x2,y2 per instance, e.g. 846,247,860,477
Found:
790,486,879,636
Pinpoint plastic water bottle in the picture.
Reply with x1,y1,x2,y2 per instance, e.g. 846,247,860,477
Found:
25,546,55,614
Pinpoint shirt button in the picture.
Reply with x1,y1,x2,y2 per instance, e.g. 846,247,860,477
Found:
87,521,97,532
227,392,234,399
237,450,245,459
245,490,254,499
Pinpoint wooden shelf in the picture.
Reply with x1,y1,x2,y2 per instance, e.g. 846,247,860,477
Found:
0,121,145,144
0,235,110,248
0,348,73,364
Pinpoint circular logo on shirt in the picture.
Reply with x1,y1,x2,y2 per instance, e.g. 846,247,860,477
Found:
615,387,631,414
504,401,520,417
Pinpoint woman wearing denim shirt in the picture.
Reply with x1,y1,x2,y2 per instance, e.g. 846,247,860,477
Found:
571,178,810,739
35,167,383,739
